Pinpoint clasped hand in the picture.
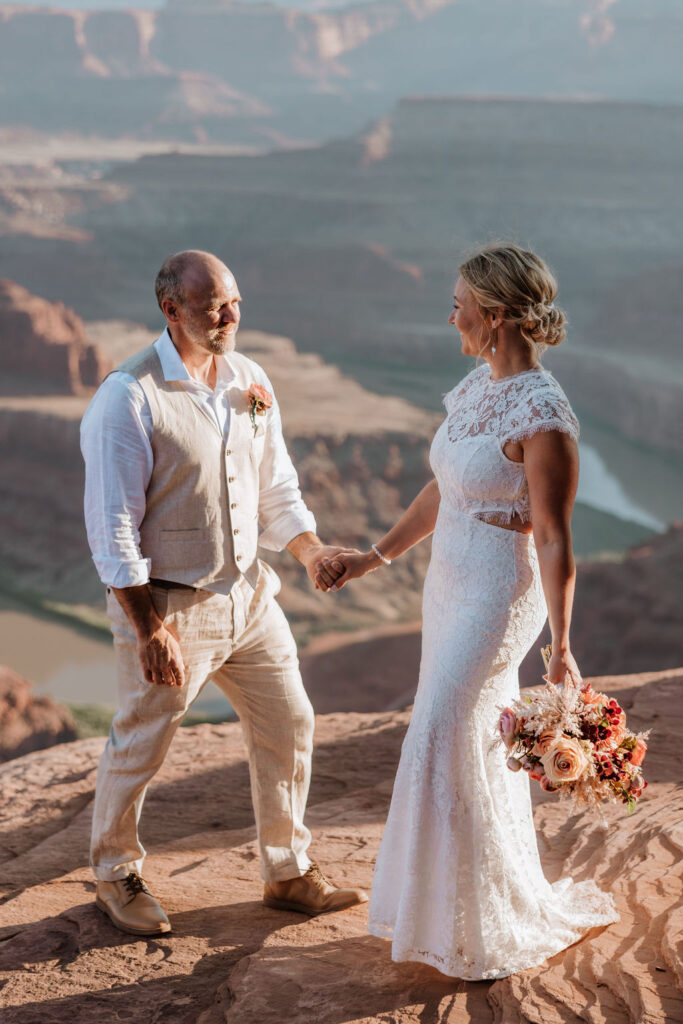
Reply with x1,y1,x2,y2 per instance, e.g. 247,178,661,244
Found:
312,548,378,592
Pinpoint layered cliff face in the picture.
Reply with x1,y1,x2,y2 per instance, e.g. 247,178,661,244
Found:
0,280,111,395
0,665,77,763
0,668,680,1021
2,0,682,145
3,96,680,467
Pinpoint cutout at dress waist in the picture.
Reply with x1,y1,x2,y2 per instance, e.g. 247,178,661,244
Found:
471,510,533,534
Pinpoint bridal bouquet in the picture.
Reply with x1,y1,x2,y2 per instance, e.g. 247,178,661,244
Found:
498,646,649,814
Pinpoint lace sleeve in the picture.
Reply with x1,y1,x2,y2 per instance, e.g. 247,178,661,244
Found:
504,380,579,445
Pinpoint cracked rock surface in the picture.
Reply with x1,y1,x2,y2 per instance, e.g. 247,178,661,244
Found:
1,670,681,1023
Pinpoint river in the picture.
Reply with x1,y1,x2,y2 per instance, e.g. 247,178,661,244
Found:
0,595,232,718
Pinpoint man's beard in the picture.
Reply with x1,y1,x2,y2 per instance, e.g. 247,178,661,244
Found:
207,332,228,354
185,318,235,354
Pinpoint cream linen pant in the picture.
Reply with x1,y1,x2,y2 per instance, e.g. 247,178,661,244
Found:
90,563,314,884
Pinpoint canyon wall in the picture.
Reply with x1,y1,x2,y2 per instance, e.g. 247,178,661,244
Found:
0,280,111,395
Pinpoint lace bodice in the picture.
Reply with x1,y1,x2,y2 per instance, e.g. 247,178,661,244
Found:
430,363,579,525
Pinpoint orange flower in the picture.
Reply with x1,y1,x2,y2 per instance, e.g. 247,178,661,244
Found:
630,738,648,767
541,738,590,786
580,684,603,706
248,382,273,413
533,729,560,757
248,382,273,434
609,712,627,747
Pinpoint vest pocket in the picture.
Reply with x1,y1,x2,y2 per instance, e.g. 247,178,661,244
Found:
159,528,208,542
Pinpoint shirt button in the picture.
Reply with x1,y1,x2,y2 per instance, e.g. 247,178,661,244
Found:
236,555,242,562
228,476,235,483
231,503,237,509
234,528,240,535
226,449,232,456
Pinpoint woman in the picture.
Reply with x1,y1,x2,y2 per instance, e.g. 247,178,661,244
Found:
316,242,619,980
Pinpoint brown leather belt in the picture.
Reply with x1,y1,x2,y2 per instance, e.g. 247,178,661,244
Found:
149,578,199,592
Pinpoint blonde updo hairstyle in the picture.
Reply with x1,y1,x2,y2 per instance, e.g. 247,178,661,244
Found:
458,242,567,352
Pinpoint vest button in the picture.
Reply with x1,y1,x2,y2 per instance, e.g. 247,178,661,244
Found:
228,476,235,483
233,528,240,535
236,555,242,561
226,449,232,456
231,503,237,509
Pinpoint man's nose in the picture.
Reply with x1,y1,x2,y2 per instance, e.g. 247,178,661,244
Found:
222,307,239,324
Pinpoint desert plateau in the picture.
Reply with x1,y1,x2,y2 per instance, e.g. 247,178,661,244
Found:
1,667,681,1022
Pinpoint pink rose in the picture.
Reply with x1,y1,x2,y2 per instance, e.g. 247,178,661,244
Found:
630,739,648,767
541,737,590,786
499,709,518,749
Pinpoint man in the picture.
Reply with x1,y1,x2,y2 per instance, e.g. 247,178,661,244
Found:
81,250,366,935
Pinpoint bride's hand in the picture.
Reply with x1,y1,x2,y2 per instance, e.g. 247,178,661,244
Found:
545,648,582,688
315,550,378,592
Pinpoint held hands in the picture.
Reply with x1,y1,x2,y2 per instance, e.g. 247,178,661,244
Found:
299,544,359,591
314,549,379,592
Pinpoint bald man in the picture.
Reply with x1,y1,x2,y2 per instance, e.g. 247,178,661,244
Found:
81,251,366,935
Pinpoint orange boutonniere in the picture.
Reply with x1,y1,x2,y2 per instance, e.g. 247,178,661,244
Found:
247,382,273,435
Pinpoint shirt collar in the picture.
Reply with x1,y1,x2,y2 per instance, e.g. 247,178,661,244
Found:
154,327,236,388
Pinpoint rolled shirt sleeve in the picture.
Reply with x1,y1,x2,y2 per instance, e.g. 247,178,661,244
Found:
80,373,154,588
255,382,317,551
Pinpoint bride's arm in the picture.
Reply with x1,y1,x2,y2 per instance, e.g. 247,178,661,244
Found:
315,477,440,591
523,429,581,686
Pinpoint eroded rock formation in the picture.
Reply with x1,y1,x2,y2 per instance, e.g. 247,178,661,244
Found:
0,668,680,1021
0,280,110,395
0,665,76,763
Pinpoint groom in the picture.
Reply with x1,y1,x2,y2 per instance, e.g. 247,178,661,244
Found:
80,249,366,935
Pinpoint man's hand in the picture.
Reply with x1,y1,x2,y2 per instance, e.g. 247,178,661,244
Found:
303,544,359,590
112,584,186,687
285,532,358,591
137,622,185,688
315,550,379,592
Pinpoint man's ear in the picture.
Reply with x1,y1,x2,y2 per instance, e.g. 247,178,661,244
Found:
161,298,181,322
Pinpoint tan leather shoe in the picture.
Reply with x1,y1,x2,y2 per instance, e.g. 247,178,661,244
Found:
95,872,171,936
263,862,368,916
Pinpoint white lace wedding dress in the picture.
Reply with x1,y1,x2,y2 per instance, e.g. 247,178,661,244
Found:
368,362,620,980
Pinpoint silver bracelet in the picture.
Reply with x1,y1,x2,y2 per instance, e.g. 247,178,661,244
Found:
372,543,392,566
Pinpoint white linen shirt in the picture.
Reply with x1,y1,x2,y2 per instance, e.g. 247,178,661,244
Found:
80,328,316,592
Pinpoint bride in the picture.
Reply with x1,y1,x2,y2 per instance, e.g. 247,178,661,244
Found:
315,242,620,980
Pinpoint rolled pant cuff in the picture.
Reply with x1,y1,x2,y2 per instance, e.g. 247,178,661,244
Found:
91,859,144,883
261,852,312,884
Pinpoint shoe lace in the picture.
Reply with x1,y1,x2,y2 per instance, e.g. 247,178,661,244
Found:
124,872,150,897
304,862,328,887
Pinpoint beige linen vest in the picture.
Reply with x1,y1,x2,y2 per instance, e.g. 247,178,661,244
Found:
116,345,264,590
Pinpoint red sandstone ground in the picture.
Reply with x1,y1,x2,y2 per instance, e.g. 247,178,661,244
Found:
0,668,680,1023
